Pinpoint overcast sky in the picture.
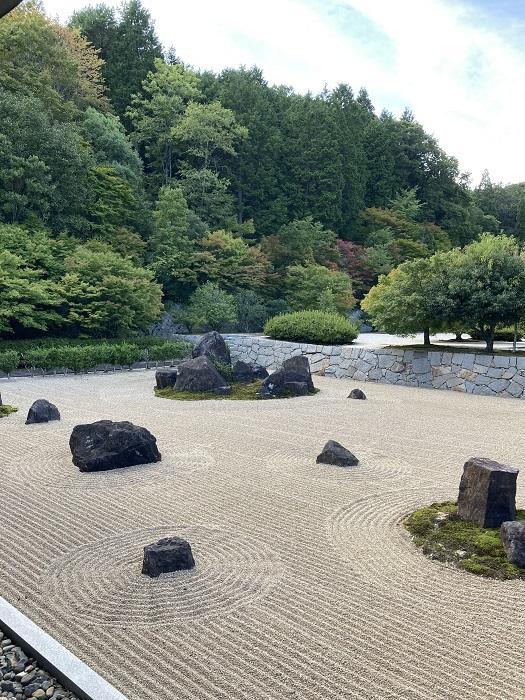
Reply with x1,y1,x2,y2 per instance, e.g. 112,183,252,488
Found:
42,0,525,186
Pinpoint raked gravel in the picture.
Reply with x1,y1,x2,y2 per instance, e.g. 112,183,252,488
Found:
1,371,525,699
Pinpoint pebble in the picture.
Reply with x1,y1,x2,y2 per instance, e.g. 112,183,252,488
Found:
0,631,79,700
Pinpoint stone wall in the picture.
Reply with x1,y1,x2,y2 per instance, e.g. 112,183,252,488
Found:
222,335,525,400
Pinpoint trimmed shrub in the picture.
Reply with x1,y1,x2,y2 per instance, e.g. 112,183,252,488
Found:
147,341,192,363
0,350,19,375
264,310,359,345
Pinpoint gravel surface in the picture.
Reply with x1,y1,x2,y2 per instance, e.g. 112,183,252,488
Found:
1,371,525,699
0,629,78,699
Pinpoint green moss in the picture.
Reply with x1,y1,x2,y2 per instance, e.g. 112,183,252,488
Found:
405,501,525,580
0,404,17,418
155,381,319,401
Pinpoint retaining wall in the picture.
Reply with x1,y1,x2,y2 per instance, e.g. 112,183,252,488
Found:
223,335,525,400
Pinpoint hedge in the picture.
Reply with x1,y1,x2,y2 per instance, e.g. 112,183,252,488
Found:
264,310,359,345
0,340,191,375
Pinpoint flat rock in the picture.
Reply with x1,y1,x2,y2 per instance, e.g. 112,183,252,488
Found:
69,420,161,472
142,536,195,577
500,521,525,568
257,369,309,398
282,355,314,391
232,360,257,383
192,331,231,364
316,440,359,467
175,355,229,393
348,388,367,400
25,399,60,424
457,457,518,527
155,368,178,390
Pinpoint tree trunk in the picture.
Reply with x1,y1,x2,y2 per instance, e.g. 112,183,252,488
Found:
423,328,431,345
455,331,463,341
485,327,495,353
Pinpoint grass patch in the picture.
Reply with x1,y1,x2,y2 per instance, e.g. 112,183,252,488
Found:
155,381,319,401
405,501,525,580
0,404,17,418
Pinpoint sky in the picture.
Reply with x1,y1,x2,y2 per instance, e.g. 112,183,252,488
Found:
42,0,525,186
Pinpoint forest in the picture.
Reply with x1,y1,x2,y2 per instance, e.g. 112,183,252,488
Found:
1,0,524,340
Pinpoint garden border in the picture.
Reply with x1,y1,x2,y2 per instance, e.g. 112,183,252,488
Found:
0,596,128,700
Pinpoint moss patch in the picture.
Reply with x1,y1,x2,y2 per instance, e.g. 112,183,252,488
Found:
0,404,17,418
155,381,319,401
405,501,525,580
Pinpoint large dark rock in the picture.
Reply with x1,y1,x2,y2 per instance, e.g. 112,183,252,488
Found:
155,368,178,390
192,331,231,365
25,399,60,425
316,440,359,467
257,369,309,398
175,355,230,393
257,355,315,398
348,388,367,400
232,360,268,383
282,355,314,391
457,457,518,528
500,521,525,568
142,536,195,577
69,420,161,472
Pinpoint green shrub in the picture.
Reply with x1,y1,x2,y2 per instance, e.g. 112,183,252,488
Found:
264,310,359,345
147,341,192,362
212,359,234,383
0,350,19,374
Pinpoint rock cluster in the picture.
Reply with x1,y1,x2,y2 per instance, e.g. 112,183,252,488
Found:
258,355,315,398
69,420,161,472
174,355,230,394
0,629,79,699
142,537,195,577
316,440,359,467
25,400,60,425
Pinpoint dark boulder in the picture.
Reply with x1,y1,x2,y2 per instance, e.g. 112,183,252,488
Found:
252,364,269,379
25,399,60,425
500,521,525,568
348,388,367,400
155,368,178,390
232,360,268,383
257,369,309,398
457,457,518,528
69,420,161,472
282,355,314,391
142,536,195,577
175,355,230,393
192,331,231,365
316,440,359,467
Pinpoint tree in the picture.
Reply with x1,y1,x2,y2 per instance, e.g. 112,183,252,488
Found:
99,0,162,117
362,256,449,344
127,59,201,184
0,4,107,119
235,290,269,332
178,167,236,229
442,234,525,351
60,242,162,336
516,197,525,242
284,264,355,314
186,282,237,331
261,217,338,270
198,229,269,291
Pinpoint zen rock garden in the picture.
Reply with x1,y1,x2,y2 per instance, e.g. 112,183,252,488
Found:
406,455,525,578
154,331,318,400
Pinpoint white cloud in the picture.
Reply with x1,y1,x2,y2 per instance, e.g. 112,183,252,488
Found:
43,0,525,184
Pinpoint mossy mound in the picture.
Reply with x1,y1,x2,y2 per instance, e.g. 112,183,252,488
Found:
0,404,17,418
405,501,525,580
155,381,319,401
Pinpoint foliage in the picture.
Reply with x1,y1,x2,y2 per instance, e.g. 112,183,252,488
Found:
59,243,163,336
235,290,269,332
261,217,339,269
284,264,355,314
264,310,359,345
0,350,19,375
405,501,525,580
185,282,237,331
0,404,17,418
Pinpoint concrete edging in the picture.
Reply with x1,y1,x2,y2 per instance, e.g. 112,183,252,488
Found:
0,597,128,700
